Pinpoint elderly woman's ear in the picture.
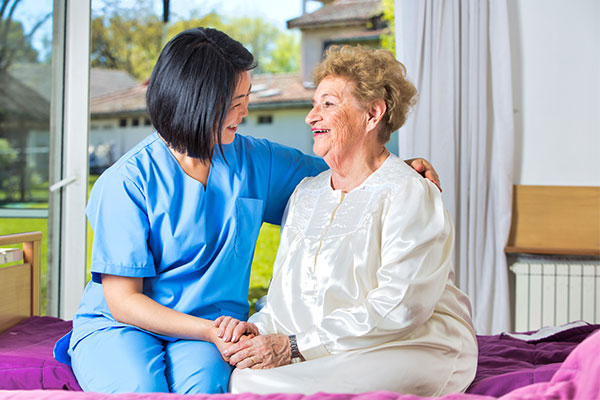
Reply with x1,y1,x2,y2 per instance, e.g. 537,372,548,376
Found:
366,99,387,135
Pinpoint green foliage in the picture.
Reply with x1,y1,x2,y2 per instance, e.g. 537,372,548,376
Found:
91,3,165,80
380,0,395,55
221,17,279,73
90,2,299,79
0,0,46,70
264,32,300,73
0,139,19,199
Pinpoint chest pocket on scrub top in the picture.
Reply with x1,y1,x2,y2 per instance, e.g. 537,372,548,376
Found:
234,197,264,258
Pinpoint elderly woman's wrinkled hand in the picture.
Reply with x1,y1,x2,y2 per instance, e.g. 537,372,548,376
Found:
214,316,260,342
406,158,442,192
224,333,291,369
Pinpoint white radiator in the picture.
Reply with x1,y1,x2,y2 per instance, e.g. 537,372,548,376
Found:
510,255,600,332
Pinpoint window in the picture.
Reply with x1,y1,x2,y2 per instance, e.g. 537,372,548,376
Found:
132,118,140,127
119,118,128,127
257,115,273,124
0,1,91,318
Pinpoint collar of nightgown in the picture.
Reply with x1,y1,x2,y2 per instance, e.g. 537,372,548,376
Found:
327,153,393,194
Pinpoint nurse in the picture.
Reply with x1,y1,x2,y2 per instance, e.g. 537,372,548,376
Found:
54,27,440,394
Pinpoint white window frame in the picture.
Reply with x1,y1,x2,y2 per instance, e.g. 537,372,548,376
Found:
49,0,91,319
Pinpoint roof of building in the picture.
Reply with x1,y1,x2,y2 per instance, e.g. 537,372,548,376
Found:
90,82,148,116
0,71,49,124
249,73,314,109
89,68,139,99
8,64,139,101
287,0,382,29
90,73,315,117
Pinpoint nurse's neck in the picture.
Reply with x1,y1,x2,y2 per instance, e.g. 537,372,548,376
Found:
160,134,211,187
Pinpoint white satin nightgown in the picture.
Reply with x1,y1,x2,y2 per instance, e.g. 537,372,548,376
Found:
229,155,478,395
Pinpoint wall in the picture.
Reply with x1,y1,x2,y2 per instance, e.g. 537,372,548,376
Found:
89,117,153,168
244,108,315,155
509,0,600,186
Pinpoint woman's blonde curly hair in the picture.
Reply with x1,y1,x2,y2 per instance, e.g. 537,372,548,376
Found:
312,45,417,143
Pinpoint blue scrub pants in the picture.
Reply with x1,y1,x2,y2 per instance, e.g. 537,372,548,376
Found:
70,326,232,393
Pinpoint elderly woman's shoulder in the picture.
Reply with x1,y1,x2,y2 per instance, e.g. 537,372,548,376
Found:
378,155,441,195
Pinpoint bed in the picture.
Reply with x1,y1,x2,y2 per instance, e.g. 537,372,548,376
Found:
1,231,599,400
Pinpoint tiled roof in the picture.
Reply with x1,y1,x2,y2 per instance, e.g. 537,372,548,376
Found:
288,0,382,29
90,82,148,116
91,73,314,116
0,71,49,123
90,68,139,99
249,73,314,109
8,64,139,100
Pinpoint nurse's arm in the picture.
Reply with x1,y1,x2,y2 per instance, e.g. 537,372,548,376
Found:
101,273,234,345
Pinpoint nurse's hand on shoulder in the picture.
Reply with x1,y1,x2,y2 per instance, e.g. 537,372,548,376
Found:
406,158,442,192
224,333,290,369
214,316,259,343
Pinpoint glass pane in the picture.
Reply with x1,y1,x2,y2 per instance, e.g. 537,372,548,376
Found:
0,0,53,314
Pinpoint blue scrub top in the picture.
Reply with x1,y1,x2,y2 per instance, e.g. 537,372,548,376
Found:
69,132,326,349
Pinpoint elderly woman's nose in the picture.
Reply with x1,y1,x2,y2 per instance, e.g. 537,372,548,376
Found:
305,106,320,125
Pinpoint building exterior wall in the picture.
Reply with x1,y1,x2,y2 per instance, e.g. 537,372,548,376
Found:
300,25,365,83
244,108,315,155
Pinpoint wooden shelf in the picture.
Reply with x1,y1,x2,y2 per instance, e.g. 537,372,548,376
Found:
505,185,600,256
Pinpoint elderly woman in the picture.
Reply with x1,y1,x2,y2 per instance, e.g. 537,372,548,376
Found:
218,45,478,396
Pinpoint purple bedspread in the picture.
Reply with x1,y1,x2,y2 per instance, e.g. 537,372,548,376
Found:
466,323,599,397
1,317,599,399
0,317,81,391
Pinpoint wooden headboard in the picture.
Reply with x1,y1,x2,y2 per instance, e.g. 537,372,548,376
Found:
0,231,41,332
505,185,600,256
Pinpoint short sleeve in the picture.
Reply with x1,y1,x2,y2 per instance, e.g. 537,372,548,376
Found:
86,172,156,282
263,142,327,225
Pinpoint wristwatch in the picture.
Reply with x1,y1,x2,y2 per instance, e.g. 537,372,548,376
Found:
289,334,302,363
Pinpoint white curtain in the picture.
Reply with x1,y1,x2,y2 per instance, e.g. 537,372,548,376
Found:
394,0,514,334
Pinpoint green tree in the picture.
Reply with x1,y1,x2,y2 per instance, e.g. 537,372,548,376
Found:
0,0,49,71
0,138,18,200
380,0,395,54
264,32,300,73
91,1,300,78
222,17,279,73
91,1,164,80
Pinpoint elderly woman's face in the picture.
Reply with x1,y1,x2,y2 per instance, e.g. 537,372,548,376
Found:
305,76,368,162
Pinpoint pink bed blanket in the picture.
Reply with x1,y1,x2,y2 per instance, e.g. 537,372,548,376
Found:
1,317,599,399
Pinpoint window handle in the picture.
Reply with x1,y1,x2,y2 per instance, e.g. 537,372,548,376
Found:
49,176,78,192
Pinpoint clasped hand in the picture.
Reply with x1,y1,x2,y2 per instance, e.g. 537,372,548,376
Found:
214,316,290,369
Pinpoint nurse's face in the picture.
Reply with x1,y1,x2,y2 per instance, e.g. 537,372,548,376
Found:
221,71,251,144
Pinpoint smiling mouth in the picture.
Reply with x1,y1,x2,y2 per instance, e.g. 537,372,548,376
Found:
313,129,330,134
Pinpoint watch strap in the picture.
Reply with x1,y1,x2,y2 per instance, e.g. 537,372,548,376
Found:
289,334,301,362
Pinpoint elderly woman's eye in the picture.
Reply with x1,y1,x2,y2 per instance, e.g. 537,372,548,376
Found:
324,101,334,107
